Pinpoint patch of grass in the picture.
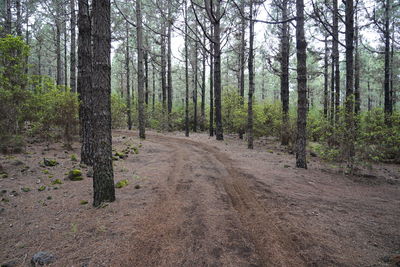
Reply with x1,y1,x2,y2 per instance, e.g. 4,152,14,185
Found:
43,158,58,167
0,173,8,179
51,179,62,185
134,184,141,189
38,185,46,191
21,187,31,192
80,200,88,205
284,164,290,168
42,169,50,174
70,154,78,161
115,179,129,188
47,196,52,200
68,169,83,181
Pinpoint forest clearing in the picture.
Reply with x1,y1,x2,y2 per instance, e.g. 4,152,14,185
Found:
0,130,399,266
1,0,400,265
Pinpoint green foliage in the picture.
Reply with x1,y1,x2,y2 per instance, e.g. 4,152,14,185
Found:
0,36,30,139
111,93,127,129
358,109,400,163
38,185,46,191
51,179,62,185
24,79,79,145
68,169,83,181
70,154,78,161
115,179,129,188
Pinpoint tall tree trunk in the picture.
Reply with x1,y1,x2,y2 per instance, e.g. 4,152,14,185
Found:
213,0,223,140
354,7,360,115
280,0,290,146
200,31,206,131
384,0,392,124
167,0,173,127
295,0,308,169
78,0,93,166
184,0,189,137
324,34,329,118
247,0,255,149
5,0,12,35
193,34,198,132
136,0,145,139
330,52,335,123
64,16,68,87
344,0,355,169
152,62,156,113
91,0,115,206
239,0,246,139
161,20,167,112
145,47,149,105
333,0,340,124
56,7,62,86
16,0,22,36
70,0,77,92
125,21,132,130
209,27,214,137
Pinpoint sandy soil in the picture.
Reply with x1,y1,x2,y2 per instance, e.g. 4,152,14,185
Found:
0,130,399,266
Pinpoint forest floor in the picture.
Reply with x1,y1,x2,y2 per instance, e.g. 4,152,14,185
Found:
0,130,400,267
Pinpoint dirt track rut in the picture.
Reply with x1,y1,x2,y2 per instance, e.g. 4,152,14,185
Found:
123,134,305,267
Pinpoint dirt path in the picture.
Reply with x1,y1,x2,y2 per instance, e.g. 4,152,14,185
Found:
1,131,399,266
120,133,308,266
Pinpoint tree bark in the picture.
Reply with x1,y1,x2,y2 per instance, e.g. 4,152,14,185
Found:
125,21,132,130
16,0,22,36
200,30,206,131
384,0,392,124
238,0,246,140
184,0,189,137
167,0,173,127
136,0,145,139
333,0,340,124
247,0,255,149
5,0,12,35
91,0,115,206
354,7,360,115
209,27,214,137
56,1,62,86
78,0,93,166
193,32,198,132
280,0,290,146
213,0,223,140
344,0,355,169
324,34,329,118
295,0,308,169
70,0,77,92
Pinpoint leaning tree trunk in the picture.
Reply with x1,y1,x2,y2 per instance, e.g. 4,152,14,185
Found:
137,0,145,139
5,0,12,35
193,34,198,132
78,0,93,166
91,0,115,206
295,0,308,169
280,0,290,146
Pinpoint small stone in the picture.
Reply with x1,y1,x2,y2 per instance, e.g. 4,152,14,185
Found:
31,251,55,266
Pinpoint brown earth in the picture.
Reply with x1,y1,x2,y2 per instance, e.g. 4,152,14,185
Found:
0,130,399,266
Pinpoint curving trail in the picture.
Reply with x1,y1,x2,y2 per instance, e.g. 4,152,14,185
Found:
122,133,305,267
